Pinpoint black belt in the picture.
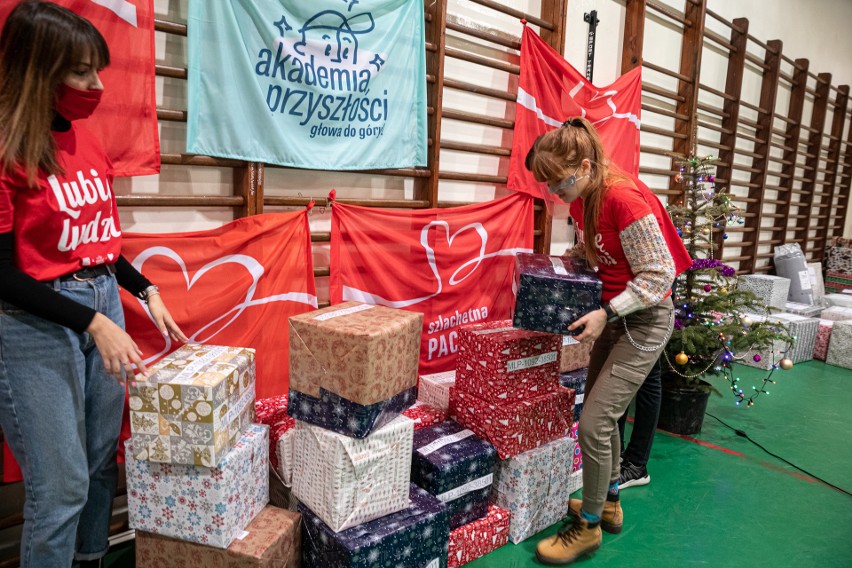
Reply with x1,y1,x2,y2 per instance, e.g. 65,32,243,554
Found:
59,263,116,282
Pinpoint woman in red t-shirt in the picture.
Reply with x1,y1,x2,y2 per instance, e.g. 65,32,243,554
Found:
0,4,185,567
526,117,690,565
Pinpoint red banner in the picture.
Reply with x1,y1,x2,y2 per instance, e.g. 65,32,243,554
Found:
0,0,160,176
120,212,317,399
508,25,642,203
330,193,534,374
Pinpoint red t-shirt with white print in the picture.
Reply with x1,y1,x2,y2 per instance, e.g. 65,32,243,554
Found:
570,177,691,303
0,124,122,281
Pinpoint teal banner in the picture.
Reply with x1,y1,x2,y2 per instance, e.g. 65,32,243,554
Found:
187,0,427,170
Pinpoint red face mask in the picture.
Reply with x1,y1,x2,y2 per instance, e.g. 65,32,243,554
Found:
55,83,103,120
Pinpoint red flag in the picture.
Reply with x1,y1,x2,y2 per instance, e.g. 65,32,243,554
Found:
330,193,534,374
120,212,317,399
508,26,642,204
0,0,160,176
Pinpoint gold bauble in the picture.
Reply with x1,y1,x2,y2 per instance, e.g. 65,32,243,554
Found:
720,287,728,294
779,358,794,370
675,352,689,365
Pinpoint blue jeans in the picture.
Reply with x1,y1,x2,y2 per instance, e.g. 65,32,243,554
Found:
0,274,125,567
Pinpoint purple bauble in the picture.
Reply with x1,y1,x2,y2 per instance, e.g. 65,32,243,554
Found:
752,354,762,363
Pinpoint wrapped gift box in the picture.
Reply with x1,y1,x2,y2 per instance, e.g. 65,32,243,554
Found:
784,302,823,318
560,336,592,373
559,369,587,422
825,271,852,293
300,483,450,568
808,263,826,300
826,320,852,369
135,506,299,567
269,466,299,512
511,253,603,335
403,401,447,431
825,240,852,275
569,421,582,473
491,435,576,543
455,320,561,405
449,387,573,460
128,344,256,467
823,293,852,308
567,469,583,494
769,313,819,363
447,504,510,568
817,306,852,321
814,320,833,361
739,317,793,370
289,301,422,438
412,421,497,529
738,275,791,312
417,371,456,411
126,424,269,548
292,415,413,533
255,395,296,487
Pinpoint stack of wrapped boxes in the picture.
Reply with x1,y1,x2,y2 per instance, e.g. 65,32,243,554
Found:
824,237,852,292
126,344,299,566
287,302,451,567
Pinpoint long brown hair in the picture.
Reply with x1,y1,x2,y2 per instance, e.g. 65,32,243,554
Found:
0,1,109,186
526,117,633,266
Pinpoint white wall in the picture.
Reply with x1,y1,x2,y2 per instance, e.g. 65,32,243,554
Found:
127,0,852,283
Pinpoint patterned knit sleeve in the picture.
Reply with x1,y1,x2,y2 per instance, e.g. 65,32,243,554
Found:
608,214,676,316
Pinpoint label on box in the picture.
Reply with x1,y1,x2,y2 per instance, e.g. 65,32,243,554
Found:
436,473,493,503
562,336,580,346
799,271,812,290
314,303,374,320
236,530,250,540
426,559,440,568
506,351,557,372
418,429,475,455
576,393,585,404
549,257,568,275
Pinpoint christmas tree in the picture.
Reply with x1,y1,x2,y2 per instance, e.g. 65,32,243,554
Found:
664,155,794,406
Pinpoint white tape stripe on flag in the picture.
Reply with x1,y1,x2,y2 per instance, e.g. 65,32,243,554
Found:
516,87,562,128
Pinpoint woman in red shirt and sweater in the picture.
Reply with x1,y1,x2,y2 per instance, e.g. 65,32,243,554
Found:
527,117,691,565
0,3,186,567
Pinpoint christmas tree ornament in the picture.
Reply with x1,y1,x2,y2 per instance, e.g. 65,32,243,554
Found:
704,284,712,292
675,352,689,365
752,354,762,363
779,358,794,370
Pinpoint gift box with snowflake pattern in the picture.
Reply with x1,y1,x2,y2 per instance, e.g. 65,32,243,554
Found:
738,275,791,313
125,423,269,549
403,401,447,431
135,505,299,567
292,415,413,533
769,313,818,363
559,368,587,422
255,394,296,486
128,344,256,467
826,320,852,369
490,435,576,543
455,320,562,405
418,371,456,411
412,421,497,529
300,483,449,568
560,335,593,372
511,253,602,335
288,302,422,438
448,387,573,460
447,504,510,568
814,320,833,360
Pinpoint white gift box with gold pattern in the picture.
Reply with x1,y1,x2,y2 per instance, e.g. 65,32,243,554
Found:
128,344,256,467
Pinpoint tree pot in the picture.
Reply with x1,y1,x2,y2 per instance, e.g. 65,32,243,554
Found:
658,380,711,436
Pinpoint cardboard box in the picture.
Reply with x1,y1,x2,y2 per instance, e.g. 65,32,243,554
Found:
292,415,413,532
126,424,269,548
135,506,299,567
128,344,256,467
288,302,422,438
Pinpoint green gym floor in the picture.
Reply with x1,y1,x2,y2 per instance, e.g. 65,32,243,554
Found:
95,361,852,568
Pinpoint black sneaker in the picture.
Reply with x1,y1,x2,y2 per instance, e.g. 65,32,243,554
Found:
618,461,650,489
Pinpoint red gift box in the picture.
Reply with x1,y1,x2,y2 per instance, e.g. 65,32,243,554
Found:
402,401,447,431
255,395,295,474
814,320,833,360
449,386,574,459
448,504,511,568
456,320,562,405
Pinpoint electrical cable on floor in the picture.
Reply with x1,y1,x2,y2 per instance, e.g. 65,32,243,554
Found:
705,412,852,498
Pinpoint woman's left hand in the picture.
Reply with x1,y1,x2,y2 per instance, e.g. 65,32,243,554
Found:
568,308,608,344
146,294,189,343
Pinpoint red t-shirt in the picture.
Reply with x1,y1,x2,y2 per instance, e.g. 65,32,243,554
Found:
0,124,122,281
570,177,691,302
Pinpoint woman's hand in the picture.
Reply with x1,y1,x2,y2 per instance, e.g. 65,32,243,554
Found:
87,313,148,381
568,308,608,344
146,294,188,343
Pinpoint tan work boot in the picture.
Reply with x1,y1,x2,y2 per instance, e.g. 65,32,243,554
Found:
535,516,602,566
568,497,623,534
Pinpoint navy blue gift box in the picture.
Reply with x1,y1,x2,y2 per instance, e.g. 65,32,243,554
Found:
288,386,417,439
511,253,602,335
300,483,449,568
411,421,497,529
559,368,587,421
